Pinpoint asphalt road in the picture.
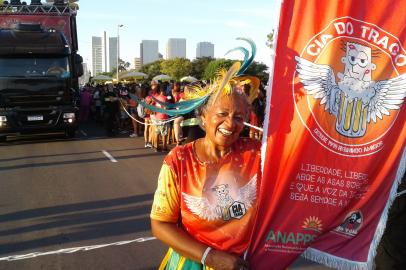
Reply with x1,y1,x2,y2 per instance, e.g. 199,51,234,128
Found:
0,122,331,270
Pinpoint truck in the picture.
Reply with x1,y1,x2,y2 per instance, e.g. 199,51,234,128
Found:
0,0,83,141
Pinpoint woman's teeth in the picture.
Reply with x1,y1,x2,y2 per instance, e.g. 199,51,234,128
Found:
219,128,232,136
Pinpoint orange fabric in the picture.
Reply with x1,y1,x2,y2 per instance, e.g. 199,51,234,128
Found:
151,138,261,254
249,0,406,269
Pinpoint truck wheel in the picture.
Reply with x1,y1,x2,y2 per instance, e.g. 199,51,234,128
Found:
66,129,76,138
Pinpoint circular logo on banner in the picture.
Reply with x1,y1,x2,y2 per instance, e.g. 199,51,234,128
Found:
293,17,406,157
333,210,363,237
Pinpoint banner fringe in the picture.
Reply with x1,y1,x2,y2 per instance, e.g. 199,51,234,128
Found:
302,146,406,270
302,248,368,270
366,146,406,268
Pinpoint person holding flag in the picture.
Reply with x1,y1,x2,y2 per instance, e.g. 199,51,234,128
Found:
149,39,262,270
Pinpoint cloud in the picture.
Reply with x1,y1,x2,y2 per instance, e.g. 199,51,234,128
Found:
78,12,133,22
225,8,276,19
180,18,221,26
225,20,250,29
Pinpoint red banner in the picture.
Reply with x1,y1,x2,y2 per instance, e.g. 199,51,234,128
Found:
0,14,72,44
250,0,406,269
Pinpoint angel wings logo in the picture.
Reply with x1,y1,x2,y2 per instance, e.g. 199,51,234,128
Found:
293,17,406,157
182,174,257,221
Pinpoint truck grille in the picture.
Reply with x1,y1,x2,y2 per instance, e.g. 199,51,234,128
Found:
15,108,61,128
7,94,62,106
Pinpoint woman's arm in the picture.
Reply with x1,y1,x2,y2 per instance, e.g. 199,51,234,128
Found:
151,219,250,270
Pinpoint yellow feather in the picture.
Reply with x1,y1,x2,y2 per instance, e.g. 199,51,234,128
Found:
181,61,259,104
211,62,241,100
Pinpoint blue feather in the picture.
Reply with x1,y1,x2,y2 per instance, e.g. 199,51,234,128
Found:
236,37,256,75
128,93,208,116
225,46,249,64
151,94,209,109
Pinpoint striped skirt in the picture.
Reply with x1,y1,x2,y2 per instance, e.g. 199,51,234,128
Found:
159,248,214,270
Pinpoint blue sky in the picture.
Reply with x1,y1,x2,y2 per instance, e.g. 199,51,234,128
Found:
76,0,278,70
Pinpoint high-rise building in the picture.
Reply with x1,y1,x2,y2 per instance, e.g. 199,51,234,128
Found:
166,38,186,59
91,36,103,76
109,37,118,72
140,40,159,65
196,42,214,58
134,57,141,71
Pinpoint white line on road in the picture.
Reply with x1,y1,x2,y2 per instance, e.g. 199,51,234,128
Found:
102,150,118,163
79,129,88,137
0,237,156,261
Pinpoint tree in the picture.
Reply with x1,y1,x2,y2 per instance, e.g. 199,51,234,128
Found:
191,57,214,80
203,59,235,81
98,71,113,77
266,29,275,49
245,61,269,85
160,58,192,81
119,58,130,72
68,0,79,9
110,58,130,75
140,60,163,80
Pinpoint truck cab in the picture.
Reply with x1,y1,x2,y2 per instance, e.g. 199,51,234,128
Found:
0,2,83,140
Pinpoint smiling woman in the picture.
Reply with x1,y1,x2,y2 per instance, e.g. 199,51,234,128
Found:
195,91,250,162
149,39,262,270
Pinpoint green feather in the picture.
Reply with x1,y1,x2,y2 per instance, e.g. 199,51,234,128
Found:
225,46,249,63
151,94,209,109
236,37,256,75
128,93,208,116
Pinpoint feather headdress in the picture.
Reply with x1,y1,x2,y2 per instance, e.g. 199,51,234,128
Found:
129,38,260,116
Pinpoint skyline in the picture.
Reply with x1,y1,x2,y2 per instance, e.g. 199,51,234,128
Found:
76,0,278,71
90,35,215,67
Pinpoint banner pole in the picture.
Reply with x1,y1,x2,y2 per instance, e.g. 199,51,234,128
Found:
260,0,284,172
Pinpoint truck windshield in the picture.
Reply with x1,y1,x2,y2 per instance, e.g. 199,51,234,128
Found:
0,57,70,78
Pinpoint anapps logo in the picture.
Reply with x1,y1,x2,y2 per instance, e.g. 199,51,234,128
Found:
293,17,406,157
302,216,323,233
264,216,323,250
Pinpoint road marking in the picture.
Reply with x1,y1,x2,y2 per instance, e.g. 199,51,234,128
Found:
79,129,88,137
102,150,118,163
0,237,156,261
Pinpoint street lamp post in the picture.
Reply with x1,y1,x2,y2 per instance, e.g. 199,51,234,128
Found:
117,24,123,82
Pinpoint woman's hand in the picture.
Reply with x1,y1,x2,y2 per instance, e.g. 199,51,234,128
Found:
151,220,250,269
205,249,250,270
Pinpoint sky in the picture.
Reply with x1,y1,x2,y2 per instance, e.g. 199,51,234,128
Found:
76,0,279,71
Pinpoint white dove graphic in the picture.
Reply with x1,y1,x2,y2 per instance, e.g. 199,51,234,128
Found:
182,174,257,221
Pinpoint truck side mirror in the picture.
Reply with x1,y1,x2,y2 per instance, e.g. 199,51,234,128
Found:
74,54,83,77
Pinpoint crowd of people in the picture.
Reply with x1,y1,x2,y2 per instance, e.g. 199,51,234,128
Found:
77,78,267,152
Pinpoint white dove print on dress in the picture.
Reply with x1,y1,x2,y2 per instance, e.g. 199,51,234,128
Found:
182,174,257,221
